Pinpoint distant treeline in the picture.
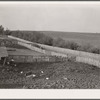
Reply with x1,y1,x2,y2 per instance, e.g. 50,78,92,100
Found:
11,30,54,46
0,25,100,54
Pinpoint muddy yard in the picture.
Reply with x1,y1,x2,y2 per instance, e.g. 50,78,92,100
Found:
0,61,100,89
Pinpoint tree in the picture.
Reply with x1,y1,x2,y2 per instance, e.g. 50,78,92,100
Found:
0,25,4,35
91,47,100,54
65,41,79,50
53,38,66,47
78,43,93,52
5,29,12,35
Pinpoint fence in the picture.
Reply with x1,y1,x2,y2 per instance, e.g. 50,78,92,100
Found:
7,55,68,63
18,41,46,54
38,43,100,68
8,35,100,68
76,56,100,67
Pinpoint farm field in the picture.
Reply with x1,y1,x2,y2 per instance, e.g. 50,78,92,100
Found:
11,31,100,47
0,61,100,89
40,31,100,48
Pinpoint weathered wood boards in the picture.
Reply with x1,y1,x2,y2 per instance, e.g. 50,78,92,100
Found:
7,55,67,63
8,35,100,68
0,47,8,60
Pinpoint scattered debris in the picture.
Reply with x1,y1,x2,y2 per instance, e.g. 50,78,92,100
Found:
25,71,32,76
63,77,68,80
41,70,44,73
46,77,49,80
26,74,35,78
7,62,10,65
20,71,23,74
25,71,36,78
40,70,44,76
26,75,31,78
32,74,36,77
11,59,14,61
1,61,100,89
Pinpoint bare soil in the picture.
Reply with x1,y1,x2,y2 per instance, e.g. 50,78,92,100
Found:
0,61,100,89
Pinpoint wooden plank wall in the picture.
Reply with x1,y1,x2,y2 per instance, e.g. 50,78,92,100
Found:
7,55,68,63
8,35,100,67
38,43,100,67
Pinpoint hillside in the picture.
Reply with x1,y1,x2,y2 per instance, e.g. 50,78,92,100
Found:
11,30,100,48
41,31,100,48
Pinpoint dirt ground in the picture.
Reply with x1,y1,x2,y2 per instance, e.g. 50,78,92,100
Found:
0,61,100,89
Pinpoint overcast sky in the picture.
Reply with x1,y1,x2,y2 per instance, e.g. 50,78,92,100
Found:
0,2,100,33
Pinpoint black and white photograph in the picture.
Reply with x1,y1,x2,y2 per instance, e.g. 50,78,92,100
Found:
0,1,100,90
